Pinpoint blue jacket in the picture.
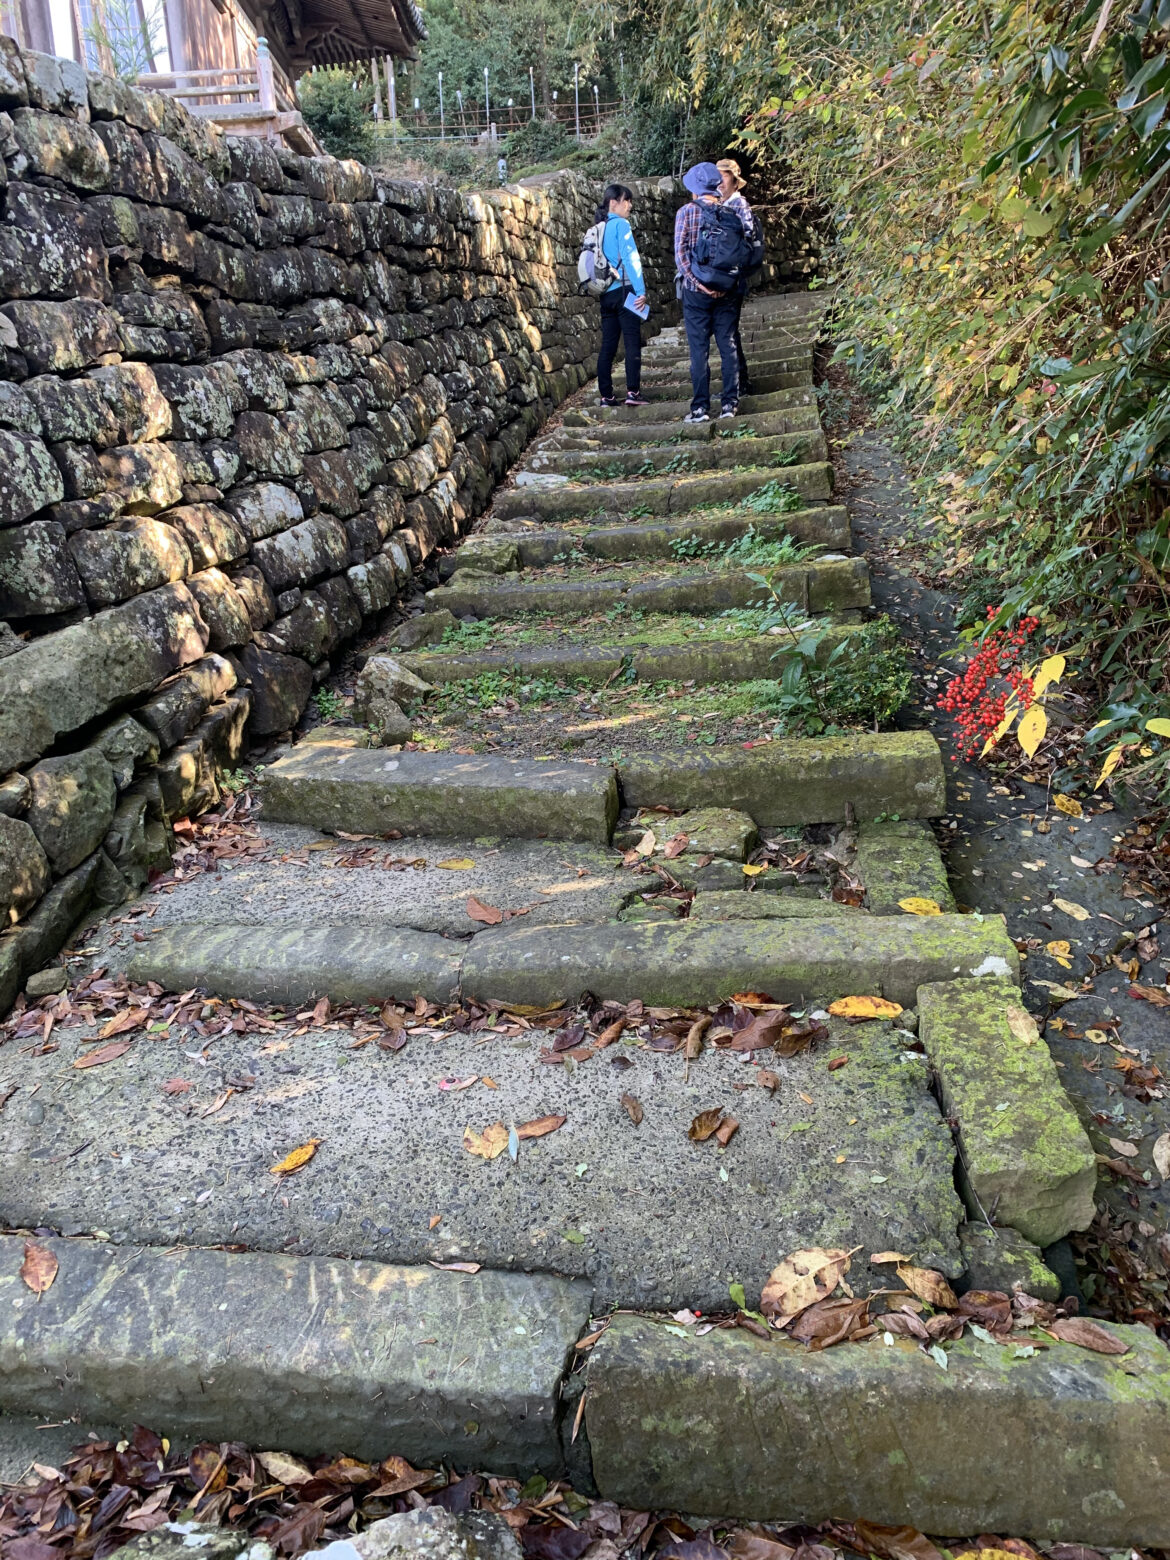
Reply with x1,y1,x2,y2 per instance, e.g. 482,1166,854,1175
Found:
600,215,645,294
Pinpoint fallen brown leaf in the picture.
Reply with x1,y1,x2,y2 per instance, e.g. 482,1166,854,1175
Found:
1043,1316,1130,1354
715,1115,739,1146
761,1247,852,1324
621,1093,643,1125
466,895,504,926
20,1241,58,1295
688,1107,725,1142
160,1078,193,1095
73,1040,131,1069
516,1114,566,1140
757,1069,781,1092
850,1522,944,1560
896,1263,959,1310
463,1121,509,1160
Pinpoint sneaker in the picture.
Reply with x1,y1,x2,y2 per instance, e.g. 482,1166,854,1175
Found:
599,394,619,408
683,409,710,424
625,391,648,406
720,402,738,419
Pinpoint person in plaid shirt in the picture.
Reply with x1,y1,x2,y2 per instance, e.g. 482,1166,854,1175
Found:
674,161,740,423
718,159,759,397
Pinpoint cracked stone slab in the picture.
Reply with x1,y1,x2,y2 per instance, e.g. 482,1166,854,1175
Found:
0,1235,589,1473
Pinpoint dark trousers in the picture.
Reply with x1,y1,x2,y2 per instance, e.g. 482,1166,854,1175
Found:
681,288,739,414
597,286,642,398
731,289,751,396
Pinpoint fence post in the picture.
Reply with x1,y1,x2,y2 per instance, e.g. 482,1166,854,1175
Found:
386,55,397,124
256,37,276,116
372,56,382,120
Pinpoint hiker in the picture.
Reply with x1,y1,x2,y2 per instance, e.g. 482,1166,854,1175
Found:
717,158,762,397
675,162,751,423
591,183,649,408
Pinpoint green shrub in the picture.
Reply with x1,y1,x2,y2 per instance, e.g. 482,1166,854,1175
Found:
299,69,375,162
504,117,574,165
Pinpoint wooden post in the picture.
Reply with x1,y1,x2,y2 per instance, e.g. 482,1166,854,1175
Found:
385,55,396,123
256,36,276,114
371,55,382,120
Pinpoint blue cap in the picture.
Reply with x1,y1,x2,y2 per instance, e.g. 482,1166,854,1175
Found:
683,161,723,196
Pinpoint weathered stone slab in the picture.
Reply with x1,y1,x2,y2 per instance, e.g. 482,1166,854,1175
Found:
0,583,209,773
260,745,620,844
586,1315,1170,1544
958,1221,1061,1302
130,923,464,1006
619,731,946,826
505,507,851,565
689,891,860,920
26,748,117,872
461,914,1017,1009
0,813,50,925
918,977,1096,1246
854,818,955,913
0,1235,590,1474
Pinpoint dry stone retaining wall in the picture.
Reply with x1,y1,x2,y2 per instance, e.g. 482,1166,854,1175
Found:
0,37,820,1008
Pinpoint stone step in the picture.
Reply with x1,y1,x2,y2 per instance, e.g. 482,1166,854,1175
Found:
585,1315,1170,1545
637,370,813,398
128,911,1018,1012
481,504,852,564
260,743,620,843
619,729,946,825
527,430,827,476
642,354,813,380
0,1234,589,1472
426,555,870,620
553,406,823,444
492,462,833,522
577,387,816,424
395,620,864,692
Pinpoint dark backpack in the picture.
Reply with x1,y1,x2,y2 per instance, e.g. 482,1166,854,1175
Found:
690,202,752,289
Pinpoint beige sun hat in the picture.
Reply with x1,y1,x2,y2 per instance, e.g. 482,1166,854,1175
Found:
716,158,746,190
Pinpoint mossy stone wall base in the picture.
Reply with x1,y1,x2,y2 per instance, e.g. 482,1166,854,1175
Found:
585,1315,1170,1544
918,976,1097,1246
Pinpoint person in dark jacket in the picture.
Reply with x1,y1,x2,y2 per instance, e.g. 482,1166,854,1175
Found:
594,183,649,408
718,159,758,397
674,162,740,423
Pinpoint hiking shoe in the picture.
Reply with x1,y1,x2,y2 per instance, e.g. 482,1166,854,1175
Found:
599,395,619,407
720,402,739,419
683,409,710,424
625,391,648,406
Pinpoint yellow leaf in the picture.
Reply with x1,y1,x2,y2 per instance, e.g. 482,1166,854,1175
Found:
898,897,942,916
869,1250,912,1264
1005,1004,1038,1047
1053,794,1082,818
1053,897,1090,922
270,1137,322,1175
827,995,903,1020
437,858,475,870
1094,744,1125,790
634,829,656,857
463,1121,509,1160
1145,718,1170,738
981,707,1016,755
1017,704,1047,759
1031,654,1066,695
742,863,768,876
1046,940,1071,958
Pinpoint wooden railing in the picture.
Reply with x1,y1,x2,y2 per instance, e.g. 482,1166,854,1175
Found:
135,38,317,151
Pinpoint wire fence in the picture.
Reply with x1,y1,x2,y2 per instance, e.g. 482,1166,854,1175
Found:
371,97,625,145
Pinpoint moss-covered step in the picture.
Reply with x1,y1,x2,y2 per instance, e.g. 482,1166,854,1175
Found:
854,818,955,912
585,1315,1170,1544
397,622,863,691
426,557,870,620
459,913,1018,1009
527,431,826,477
644,347,814,375
0,1235,590,1472
558,407,822,441
620,729,947,826
491,462,833,522
689,891,863,919
259,742,620,844
585,387,817,424
918,977,1097,1247
495,505,851,564
639,370,813,399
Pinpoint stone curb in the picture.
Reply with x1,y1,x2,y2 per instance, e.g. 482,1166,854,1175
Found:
128,912,1018,1010
585,1314,1170,1545
505,504,851,564
0,1235,590,1475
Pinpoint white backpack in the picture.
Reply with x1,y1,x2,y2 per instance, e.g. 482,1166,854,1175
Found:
577,218,622,297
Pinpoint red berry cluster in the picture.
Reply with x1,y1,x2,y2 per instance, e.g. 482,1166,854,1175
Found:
938,609,1041,760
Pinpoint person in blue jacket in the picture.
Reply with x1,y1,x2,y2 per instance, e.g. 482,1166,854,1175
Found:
595,183,649,408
